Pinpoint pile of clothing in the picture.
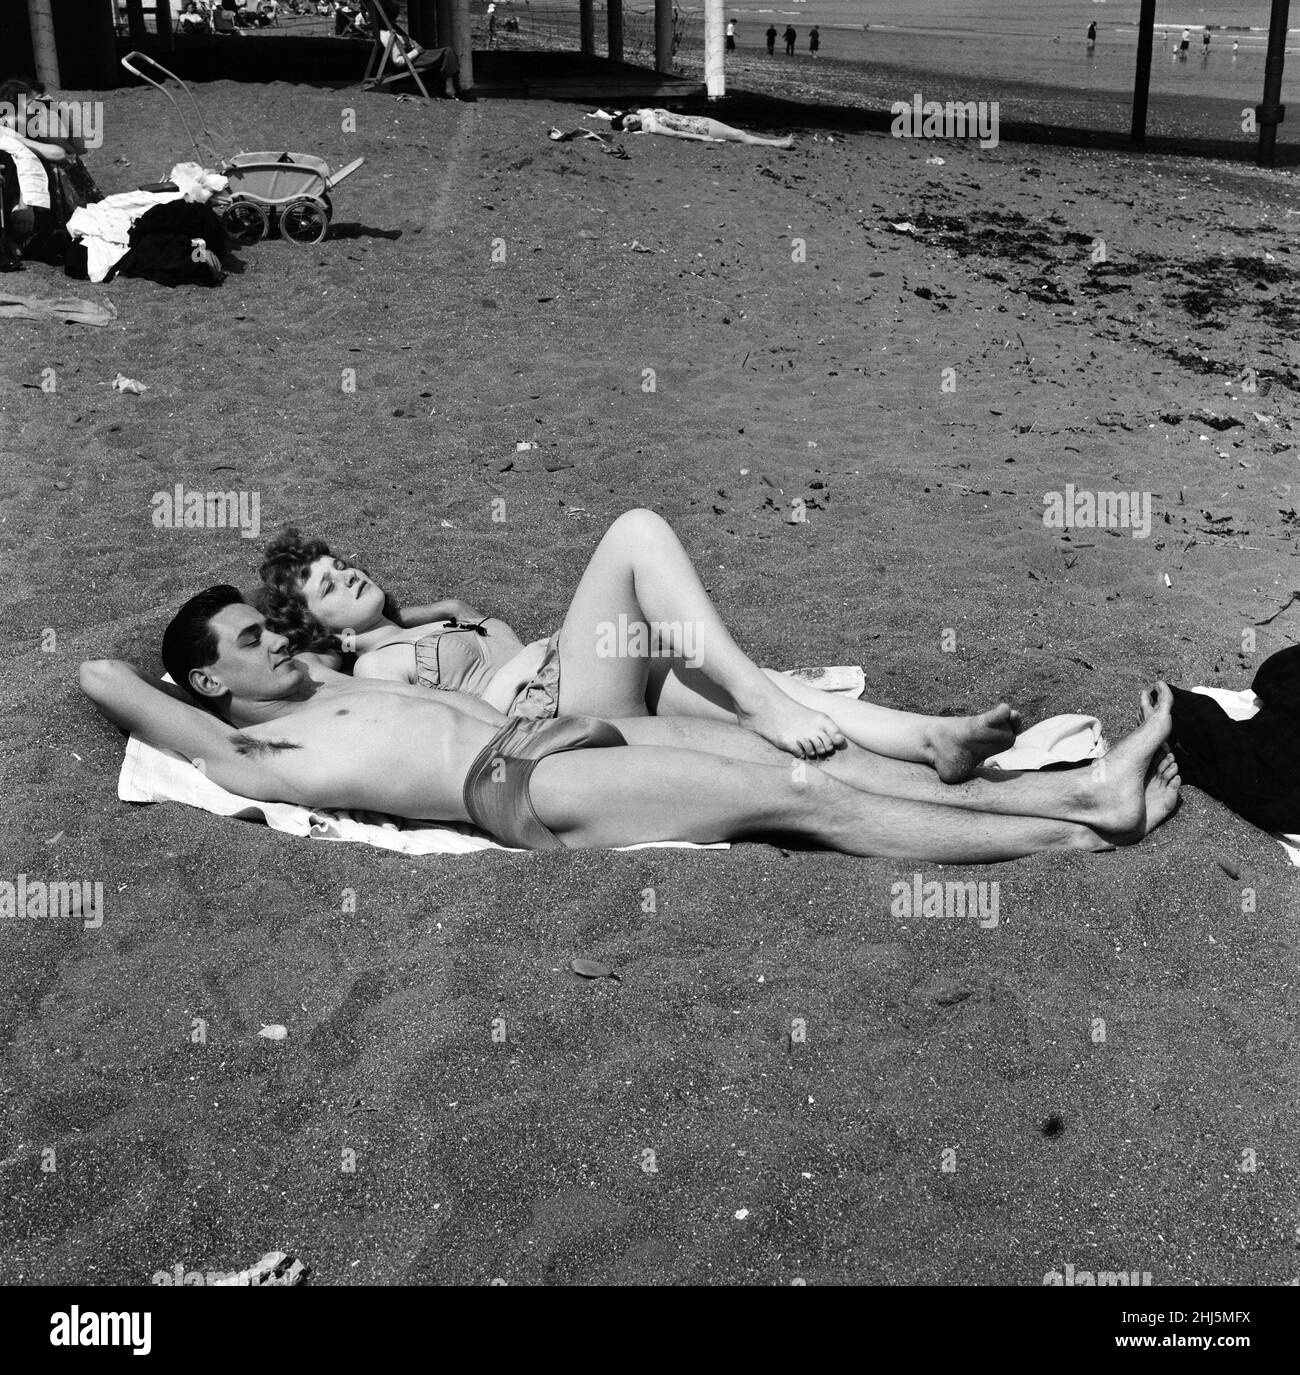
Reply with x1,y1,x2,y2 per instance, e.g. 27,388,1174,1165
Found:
1,77,232,289
66,163,229,287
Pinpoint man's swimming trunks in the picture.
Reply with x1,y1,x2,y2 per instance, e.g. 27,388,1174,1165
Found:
462,714,626,849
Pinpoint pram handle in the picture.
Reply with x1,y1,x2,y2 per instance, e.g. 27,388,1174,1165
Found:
120,51,226,168
327,156,366,188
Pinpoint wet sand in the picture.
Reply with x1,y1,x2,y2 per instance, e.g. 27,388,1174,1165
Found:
1,78,1298,1285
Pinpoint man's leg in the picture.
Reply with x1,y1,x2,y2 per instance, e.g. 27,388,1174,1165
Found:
614,685,1179,836
529,742,1168,861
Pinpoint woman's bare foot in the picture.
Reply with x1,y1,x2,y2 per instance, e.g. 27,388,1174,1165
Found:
736,685,847,759
927,704,1022,783
1075,682,1176,839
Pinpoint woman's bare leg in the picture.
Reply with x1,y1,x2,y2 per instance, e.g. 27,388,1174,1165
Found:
651,660,1020,782
696,117,794,148
555,508,848,757
552,508,1017,774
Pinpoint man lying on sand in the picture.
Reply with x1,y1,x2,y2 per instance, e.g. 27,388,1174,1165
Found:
80,586,1181,859
256,508,1016,778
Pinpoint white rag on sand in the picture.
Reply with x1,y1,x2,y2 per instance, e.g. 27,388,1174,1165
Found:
984,713,1105,771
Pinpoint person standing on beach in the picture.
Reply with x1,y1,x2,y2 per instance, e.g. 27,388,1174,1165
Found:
1179,28,1190,57
783,24,796,56
1086,20,1096,46
1202,29,1211,55
726,18,736,52
766,24,777,57
809,26,820,58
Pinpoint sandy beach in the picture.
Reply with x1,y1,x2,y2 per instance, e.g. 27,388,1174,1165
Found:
2,62,1299,1289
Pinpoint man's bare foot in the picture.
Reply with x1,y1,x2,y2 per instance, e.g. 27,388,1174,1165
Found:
1080,748,1180,851
737,686,847,759
928,703,1022,783
1142,747,1181,835
1076,682,1175,840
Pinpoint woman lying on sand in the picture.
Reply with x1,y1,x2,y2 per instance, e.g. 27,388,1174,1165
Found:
609,110,794,149
256,508,1019,779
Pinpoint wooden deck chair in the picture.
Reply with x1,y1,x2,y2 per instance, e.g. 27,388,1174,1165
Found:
359,0,459,99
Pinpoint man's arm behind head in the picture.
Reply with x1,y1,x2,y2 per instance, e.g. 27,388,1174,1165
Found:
79,659,264,796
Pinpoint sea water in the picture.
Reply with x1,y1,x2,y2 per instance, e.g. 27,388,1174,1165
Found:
709,0,1298,104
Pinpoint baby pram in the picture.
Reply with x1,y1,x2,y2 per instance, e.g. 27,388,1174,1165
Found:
121,51,364,246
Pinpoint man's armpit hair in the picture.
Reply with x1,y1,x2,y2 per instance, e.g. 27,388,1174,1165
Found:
231,733,303,757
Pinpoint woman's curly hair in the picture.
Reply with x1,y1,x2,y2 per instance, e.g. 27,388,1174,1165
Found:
254,527,401,656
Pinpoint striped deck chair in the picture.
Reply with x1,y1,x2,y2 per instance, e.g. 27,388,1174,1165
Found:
359,0,460,99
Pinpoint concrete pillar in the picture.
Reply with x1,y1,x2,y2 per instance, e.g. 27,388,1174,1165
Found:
1256,0,1291,166
579,0,594,55
25,0,60,88
1130,0,1156,142
703,0,724,95
607,0,623,63
654,0,671,72
449,0,472,91
433,0,452,48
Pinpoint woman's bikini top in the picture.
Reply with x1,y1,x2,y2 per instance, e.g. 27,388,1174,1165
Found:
412,619,508,697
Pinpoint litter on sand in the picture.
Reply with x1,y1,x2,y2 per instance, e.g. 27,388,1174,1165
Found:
210,1251,309,1286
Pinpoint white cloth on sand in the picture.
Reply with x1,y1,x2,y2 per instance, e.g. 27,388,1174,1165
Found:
985,713,1106,771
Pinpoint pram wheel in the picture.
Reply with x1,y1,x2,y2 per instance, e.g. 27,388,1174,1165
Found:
222,200,269,245
279,197,330,246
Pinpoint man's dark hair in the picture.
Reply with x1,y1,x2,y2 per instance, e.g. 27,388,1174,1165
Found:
161,584,246,714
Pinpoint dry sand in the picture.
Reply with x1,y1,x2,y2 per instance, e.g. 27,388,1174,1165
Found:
1,79,1298,1285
